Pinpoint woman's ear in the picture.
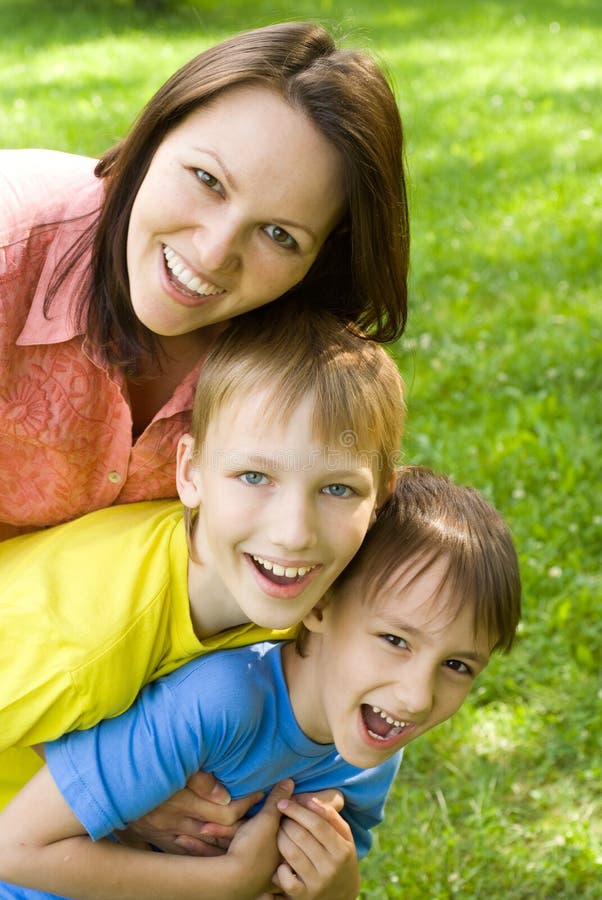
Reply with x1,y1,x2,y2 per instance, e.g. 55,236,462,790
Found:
176,434,203,508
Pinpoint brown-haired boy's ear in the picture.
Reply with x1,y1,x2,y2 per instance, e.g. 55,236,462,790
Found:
376,471,397,508
176,434,202,508
301,592,333,634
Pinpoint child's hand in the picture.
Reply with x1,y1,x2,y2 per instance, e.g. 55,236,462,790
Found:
117,770,264,856
271,795,361,899
224,779,295,897
294,788,344,815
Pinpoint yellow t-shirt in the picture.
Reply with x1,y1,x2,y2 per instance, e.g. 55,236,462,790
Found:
0,500,296,808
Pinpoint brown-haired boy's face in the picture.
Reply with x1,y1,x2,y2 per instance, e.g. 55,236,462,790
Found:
296,558,492,769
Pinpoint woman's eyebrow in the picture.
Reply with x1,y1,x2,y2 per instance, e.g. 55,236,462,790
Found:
192,146,236,188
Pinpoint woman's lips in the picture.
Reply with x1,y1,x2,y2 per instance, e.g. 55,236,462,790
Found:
161,244,226,304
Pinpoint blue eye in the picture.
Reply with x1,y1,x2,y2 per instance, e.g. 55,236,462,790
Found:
239,472,268,486
196,169,222,192
264,224,298,250
323,484,353,498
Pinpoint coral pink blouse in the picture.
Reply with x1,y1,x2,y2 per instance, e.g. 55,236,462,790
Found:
0,149,202,529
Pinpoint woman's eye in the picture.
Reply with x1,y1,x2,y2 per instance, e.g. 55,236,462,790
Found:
196,169,222,193
445,659,473,676
239,472,268,486
264,224,298,250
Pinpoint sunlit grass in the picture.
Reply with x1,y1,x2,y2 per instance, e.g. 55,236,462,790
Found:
1,0,600,896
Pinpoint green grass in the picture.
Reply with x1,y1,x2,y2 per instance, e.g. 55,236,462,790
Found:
2,0,600,896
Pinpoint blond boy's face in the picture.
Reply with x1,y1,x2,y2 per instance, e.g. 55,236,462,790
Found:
300,558,492,769
177,389,381,631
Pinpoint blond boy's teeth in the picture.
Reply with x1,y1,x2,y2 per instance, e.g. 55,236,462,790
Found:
371,706,407,729
163,246,224,296
252,555,314,579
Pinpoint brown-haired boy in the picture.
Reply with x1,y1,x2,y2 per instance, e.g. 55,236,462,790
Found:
0,466,521,899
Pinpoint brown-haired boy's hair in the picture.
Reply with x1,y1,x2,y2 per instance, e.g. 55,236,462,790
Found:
298,466,521,655
188,299,405,501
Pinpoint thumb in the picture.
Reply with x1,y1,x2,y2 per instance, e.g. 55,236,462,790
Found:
187,770,231,805
257,778,295,822
245,779,294,845
261,779,294,816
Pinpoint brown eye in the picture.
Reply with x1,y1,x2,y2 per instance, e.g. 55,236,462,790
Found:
196,169,221,191
445,659,473,676
382,634,408,649
264,224,297,250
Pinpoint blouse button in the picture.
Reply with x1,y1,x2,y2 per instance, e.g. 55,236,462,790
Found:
108,471,122,484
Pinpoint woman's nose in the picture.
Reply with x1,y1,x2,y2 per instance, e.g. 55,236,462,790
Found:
192,215,242,274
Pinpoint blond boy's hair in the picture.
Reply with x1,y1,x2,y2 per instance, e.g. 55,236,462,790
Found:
189,299,405,496
300,466,521,654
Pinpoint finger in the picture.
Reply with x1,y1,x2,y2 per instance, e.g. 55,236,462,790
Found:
277,822,361,900
186,771,230,805
303,797,354,842
260,779,294,817
279,798,353,844
197,821,238,839
177,787,265,827
242,779,292,847
274,862,308,897
173,834,228,856
277,821,323,879
295,788,344,814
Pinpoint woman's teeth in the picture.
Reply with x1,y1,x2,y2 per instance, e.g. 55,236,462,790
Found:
252,554,315,580
163,246,224,296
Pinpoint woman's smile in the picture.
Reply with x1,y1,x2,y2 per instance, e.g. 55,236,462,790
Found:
162,245,226,299
126,83,345,338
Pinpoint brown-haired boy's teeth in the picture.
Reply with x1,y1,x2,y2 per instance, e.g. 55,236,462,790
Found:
371,705,406,728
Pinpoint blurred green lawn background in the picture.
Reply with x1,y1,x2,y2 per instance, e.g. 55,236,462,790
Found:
1,0,600,896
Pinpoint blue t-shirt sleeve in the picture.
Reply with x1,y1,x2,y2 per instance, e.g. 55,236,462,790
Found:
46,671,208,840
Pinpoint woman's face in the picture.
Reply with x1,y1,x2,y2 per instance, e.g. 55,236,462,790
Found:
126,84,346,338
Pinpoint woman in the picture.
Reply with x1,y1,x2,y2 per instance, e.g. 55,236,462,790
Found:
0,20,410,865
0,21,409,539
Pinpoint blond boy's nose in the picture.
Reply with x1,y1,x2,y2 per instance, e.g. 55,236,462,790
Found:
271,497,318,551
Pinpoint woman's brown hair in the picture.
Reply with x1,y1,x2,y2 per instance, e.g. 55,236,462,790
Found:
48,22,409,369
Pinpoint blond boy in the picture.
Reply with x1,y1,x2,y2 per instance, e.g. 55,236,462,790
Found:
0,300,404,825
0,466,521,899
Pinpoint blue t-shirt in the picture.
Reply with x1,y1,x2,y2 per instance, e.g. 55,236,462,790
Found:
0,643,401,899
